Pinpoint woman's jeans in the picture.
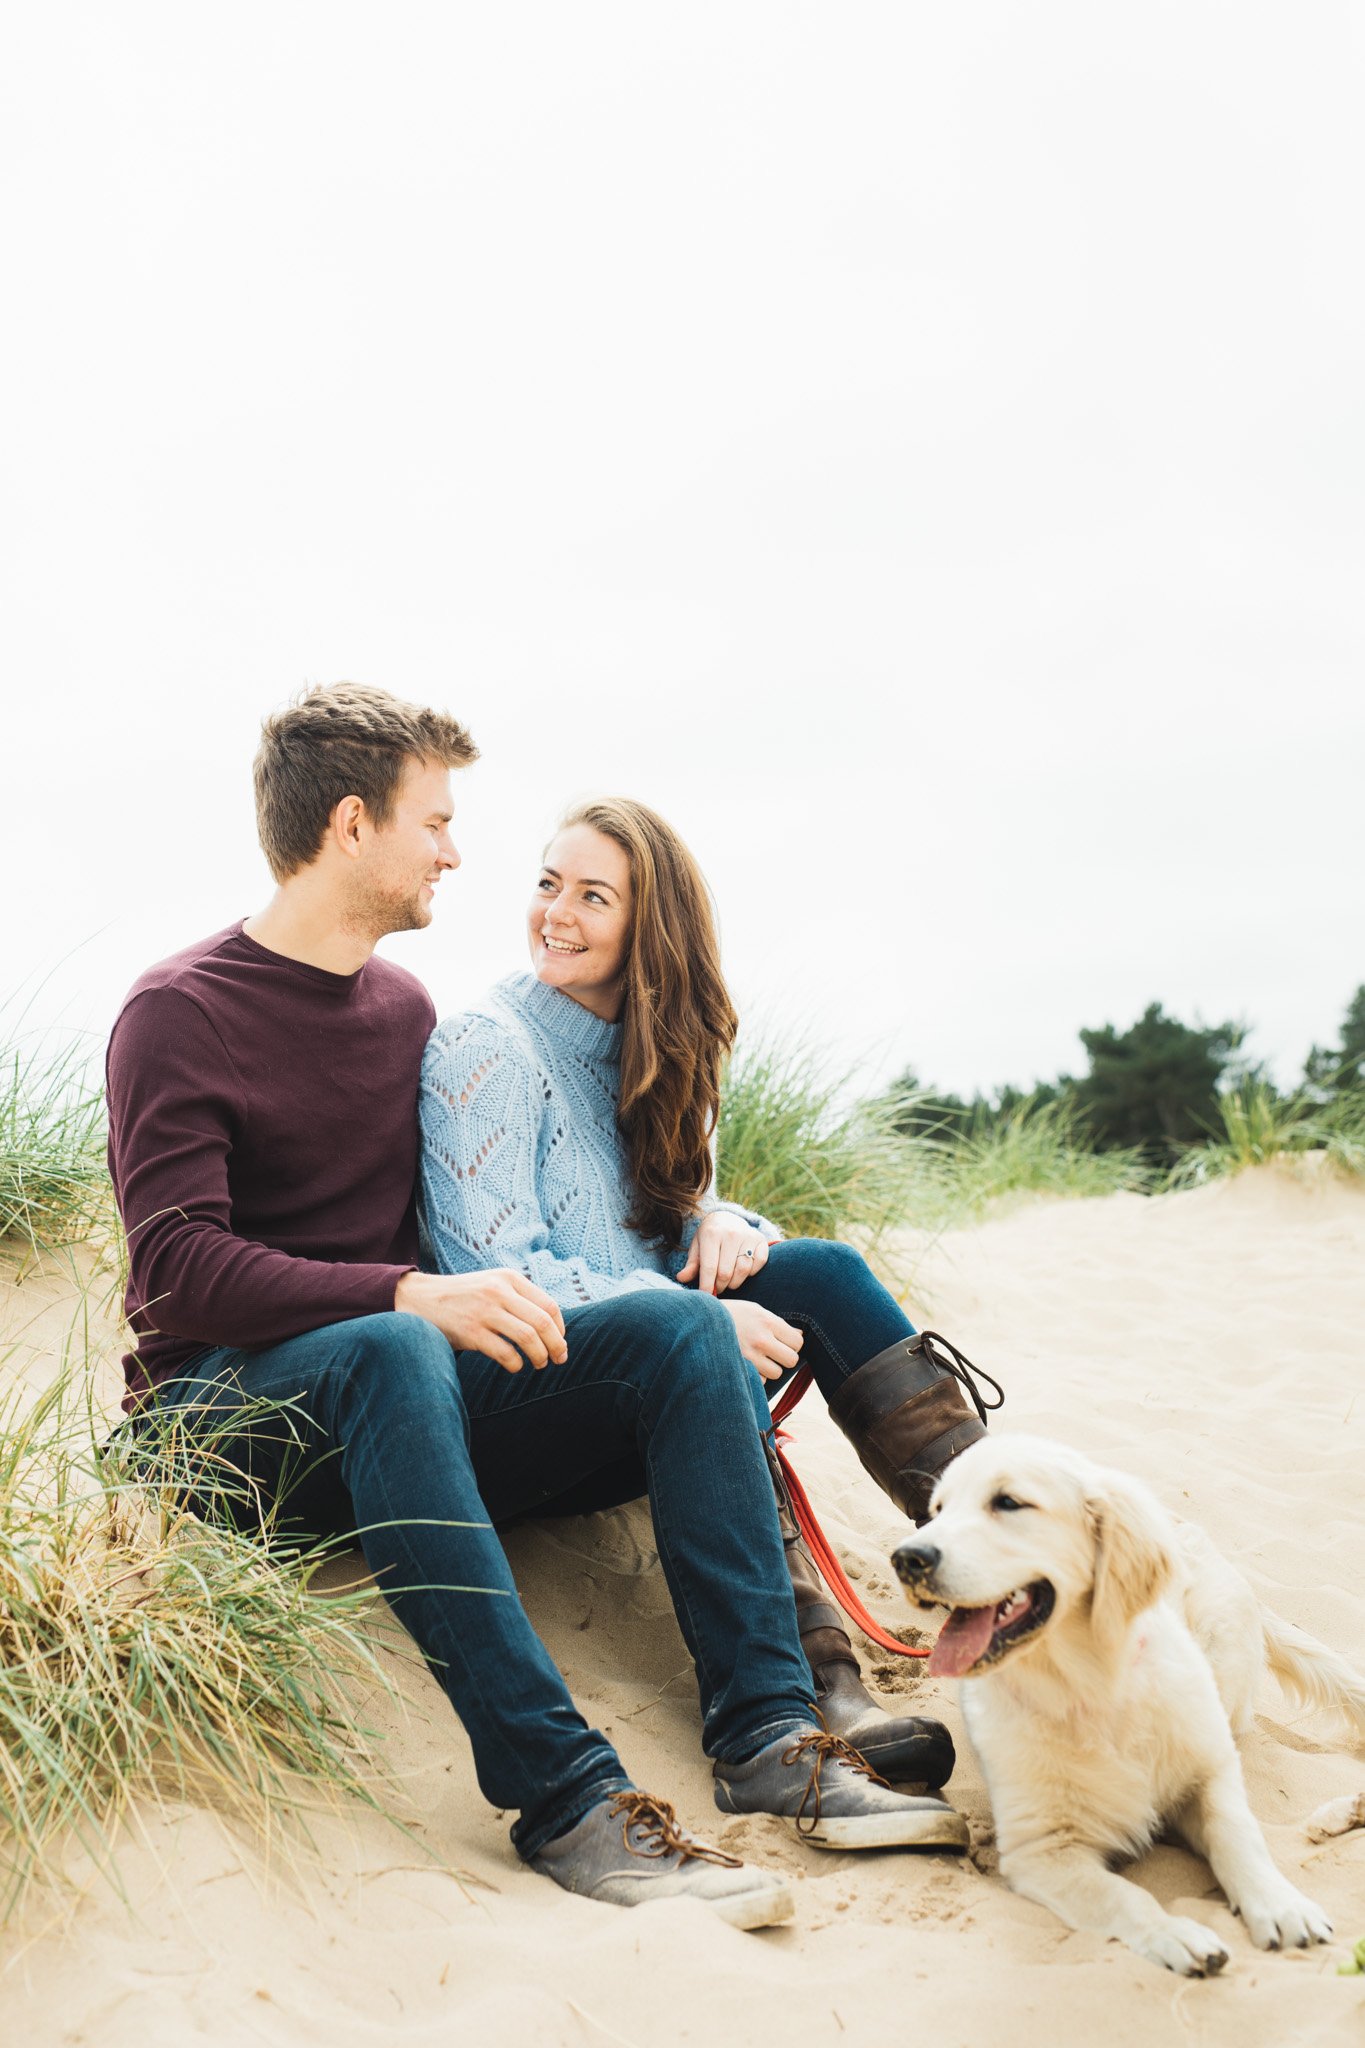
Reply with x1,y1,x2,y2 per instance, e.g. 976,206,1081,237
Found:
734,1236,918,1402
143,1287,814,1859
141,1239,913,1859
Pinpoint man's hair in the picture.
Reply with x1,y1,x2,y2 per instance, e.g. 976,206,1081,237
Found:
254,682,478,881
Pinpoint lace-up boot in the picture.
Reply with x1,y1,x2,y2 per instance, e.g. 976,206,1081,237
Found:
529,1791,794,1928
714,1726,969,1850
762,1437,956,1785
829,1331,1005,1526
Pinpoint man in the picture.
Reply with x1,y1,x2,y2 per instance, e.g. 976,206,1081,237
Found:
106,681,969,1929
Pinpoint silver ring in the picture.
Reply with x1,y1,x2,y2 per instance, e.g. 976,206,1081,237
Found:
740,1248,755,1259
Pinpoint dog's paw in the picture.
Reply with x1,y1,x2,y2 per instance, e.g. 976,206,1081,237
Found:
1237,1884,1333,1951
1137,1915,1230,1977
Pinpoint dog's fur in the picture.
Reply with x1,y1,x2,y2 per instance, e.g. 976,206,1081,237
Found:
892,1434,1365,1976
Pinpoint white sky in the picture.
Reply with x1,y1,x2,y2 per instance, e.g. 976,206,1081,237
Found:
4,2,1363,1098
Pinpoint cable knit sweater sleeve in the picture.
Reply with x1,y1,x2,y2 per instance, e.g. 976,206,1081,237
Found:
418,1015,679,1311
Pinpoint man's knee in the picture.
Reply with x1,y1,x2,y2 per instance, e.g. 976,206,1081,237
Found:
333,1311,462,1402
591,1288,744,1388
644,1289,753,1396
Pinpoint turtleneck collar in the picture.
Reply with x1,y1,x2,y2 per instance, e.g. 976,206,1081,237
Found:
496,972,623,1062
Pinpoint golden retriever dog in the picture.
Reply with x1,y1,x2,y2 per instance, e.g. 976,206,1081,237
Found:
892,1434,1365,1976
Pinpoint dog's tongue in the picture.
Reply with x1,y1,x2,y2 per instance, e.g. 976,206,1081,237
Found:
928,1604,997,1678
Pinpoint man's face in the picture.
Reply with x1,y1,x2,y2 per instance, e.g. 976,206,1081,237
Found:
350,757,460,939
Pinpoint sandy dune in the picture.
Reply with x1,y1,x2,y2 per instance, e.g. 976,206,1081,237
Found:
4,1165,1364,2046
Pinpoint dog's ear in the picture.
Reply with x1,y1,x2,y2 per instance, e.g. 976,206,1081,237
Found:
1084,1473,1175,1643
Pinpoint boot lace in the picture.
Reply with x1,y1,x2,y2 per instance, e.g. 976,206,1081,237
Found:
606,1791,742,1868
779,1727,891,1836
915,1331,1005,1423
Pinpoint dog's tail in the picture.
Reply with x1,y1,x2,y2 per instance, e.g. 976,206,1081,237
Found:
1262,1608,1365,1739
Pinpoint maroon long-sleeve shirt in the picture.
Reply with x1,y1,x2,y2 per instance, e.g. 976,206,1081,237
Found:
106,921,435,1407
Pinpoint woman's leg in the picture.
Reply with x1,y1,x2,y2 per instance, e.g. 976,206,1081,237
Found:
732,1237,915,1405
721,1238,995,1781
734,1238,994,1523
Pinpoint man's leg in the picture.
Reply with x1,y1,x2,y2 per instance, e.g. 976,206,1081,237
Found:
452,1285,970,1855
456,1287,815,1769
146,1296,967,1874
144,1312,633,1856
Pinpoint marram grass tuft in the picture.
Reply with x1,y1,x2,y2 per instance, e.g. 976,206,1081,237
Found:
1170,1080,1365,1187
0,1035,111,1253
929,1096,1153,1217
0,1361,419,1923
715,1034,942,1250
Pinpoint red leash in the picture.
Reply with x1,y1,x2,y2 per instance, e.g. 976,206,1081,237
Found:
770,1366,929,1660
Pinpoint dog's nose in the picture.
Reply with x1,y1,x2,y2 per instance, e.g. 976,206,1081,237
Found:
892,1540,940,1585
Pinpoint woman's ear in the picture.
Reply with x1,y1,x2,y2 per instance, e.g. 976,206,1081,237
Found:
1084,1473,1176,1645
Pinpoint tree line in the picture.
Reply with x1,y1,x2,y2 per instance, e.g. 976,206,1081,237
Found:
891,985,1365,1166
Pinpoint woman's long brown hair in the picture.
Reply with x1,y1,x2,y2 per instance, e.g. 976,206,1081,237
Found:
557,798,738,1249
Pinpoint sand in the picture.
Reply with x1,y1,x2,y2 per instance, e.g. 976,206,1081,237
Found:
4,1164,1363,2046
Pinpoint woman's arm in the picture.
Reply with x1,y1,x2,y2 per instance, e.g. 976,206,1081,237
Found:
690,1189,784,1243
418,1019,679,1312
673,1134,785,1296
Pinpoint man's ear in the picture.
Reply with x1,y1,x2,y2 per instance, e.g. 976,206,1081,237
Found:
1085,1473,1175,1644
332,793,366,858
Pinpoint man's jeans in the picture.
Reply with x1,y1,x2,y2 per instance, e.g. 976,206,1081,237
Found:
143,1286,816,1858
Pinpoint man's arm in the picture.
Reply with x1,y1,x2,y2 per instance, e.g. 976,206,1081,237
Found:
108,987,420,1350
109,985,566,1370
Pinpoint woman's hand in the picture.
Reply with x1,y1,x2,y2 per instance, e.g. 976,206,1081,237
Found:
718,1298,803,1382
678,1211,770,1295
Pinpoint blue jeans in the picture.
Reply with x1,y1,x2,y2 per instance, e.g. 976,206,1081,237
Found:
552,1239,918,1514
732,1237,917,1403
142,1288,814,1859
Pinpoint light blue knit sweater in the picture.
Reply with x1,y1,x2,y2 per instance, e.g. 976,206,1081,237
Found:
418,972,777,1308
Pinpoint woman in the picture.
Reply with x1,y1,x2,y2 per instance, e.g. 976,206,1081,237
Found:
419,798,998,1781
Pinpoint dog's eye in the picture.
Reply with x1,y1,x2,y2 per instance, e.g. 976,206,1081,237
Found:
991,1493,1030,1513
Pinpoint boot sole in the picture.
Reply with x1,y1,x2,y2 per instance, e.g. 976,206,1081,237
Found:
782,1809,970,1852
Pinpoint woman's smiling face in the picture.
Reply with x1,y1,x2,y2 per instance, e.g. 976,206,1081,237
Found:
528,823,633,1020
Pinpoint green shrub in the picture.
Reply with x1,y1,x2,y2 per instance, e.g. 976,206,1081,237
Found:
1070,1003,1243,1161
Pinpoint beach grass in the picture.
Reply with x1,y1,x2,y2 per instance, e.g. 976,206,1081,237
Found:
930,1096,1154,1216
1169,1079,1365,1187
716,1037,1153,1242
715,1034,943,1250
0,1351,415,1923
0,1035,110,1253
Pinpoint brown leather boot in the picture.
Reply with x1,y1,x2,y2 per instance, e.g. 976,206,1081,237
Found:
763,1437,955,1786
828,1331,1004,1526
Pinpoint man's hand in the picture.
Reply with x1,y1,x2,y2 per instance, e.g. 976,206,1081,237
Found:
395,1269,567,1373
678,1211,770,1295
718,1298,803,1382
